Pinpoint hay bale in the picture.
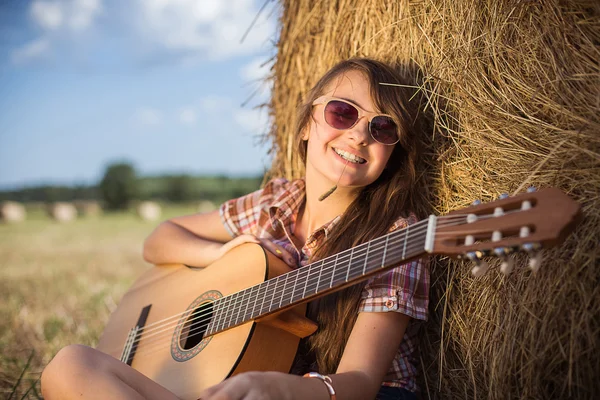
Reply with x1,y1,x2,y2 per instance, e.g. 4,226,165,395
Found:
271,1,599,399
197,200,216,213
136,201,161,221
47,202,77,222
74,200,102,217
0,201,26,223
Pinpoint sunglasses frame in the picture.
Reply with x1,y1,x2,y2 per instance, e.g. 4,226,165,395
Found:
312,96,400,145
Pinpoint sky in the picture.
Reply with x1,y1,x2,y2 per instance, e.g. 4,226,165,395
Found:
0,0,280,190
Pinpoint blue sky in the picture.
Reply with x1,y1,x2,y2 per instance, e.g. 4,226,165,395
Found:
0,0,279,189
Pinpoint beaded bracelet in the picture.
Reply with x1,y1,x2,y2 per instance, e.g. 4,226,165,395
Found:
303,372,337,400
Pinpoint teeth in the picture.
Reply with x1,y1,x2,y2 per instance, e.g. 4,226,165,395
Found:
334,148,366,164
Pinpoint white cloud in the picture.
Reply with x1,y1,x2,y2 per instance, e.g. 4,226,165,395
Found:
133,108,162,127
135,0,277,61
12,0,103,65
10,38,51,64
30,1,64,30
179,108,197,125
234,107,270,134
69,0,103,31
29,0,102,32
199,95,234,113
240,57,272,82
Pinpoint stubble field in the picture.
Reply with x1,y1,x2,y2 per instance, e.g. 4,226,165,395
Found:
0,206,197,399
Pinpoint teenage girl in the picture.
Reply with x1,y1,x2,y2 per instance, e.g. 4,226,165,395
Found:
41,58,429,400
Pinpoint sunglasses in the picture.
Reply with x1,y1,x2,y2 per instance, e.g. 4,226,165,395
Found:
312,96,400,145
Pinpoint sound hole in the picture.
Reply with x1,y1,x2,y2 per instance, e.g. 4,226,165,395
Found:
180,301,213,350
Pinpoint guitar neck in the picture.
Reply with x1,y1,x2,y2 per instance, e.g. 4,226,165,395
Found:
206,219,431,335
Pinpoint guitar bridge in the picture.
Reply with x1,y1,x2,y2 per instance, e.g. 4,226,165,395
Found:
120,304,152,366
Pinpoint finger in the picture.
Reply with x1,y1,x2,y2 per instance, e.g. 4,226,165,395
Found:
260,241,297,267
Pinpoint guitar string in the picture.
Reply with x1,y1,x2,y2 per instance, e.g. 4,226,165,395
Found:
122,215,446,339
130,227,434,361
125,207,527,362
109,213,484,358
118,214,477,358
133,214,468,335
111,216,443,358
116,216,431,339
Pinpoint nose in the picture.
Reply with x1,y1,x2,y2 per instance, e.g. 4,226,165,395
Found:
347,116,370,146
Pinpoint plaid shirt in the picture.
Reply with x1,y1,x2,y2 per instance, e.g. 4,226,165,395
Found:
220,178,429,392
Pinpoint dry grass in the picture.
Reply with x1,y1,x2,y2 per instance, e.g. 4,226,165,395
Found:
266,1,600,398
0,207,196,399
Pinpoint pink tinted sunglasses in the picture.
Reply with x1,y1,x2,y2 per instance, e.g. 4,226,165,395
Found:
312,96,400,145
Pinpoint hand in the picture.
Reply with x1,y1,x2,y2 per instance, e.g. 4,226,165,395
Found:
218,234,298,268
198,371,292,400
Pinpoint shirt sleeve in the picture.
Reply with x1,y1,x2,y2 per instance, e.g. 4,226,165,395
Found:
358,214,430,321
219,178,288,237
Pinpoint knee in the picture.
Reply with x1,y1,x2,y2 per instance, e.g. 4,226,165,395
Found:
41,344,97,398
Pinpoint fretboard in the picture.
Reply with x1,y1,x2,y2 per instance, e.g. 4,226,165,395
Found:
206,219,429,335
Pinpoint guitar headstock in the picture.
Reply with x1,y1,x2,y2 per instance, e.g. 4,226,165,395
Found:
432,187,581,276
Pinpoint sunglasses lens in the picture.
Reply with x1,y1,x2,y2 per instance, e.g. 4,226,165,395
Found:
370,116,399,145
323,100,359,130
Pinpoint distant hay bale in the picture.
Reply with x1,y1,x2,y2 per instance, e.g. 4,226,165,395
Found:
47,202,77,222
74,200,102,217
136,201,162,221
0,201,26,223
271,1,599,399
197,200,216,213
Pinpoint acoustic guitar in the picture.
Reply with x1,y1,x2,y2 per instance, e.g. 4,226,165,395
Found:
96,188,580,399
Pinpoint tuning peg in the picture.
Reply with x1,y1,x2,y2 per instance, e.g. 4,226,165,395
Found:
494,247,514,275
528,252,543,272
472,199,481,206
499,193,509,199
467,251,489,277
500,257,515,274
527,186,537,193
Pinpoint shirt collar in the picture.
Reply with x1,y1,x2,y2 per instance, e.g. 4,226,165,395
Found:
268,178,342,246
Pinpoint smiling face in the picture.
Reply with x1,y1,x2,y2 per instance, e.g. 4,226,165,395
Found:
303,70,396,193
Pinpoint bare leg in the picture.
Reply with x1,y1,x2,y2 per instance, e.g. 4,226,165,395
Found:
41,344,180,400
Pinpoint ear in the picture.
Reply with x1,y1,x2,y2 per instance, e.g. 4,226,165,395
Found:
301,127,309,141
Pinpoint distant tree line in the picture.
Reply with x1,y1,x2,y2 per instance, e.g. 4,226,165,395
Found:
0,162,263,210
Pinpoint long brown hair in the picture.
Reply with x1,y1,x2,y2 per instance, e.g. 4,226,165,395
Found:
294,58,427,373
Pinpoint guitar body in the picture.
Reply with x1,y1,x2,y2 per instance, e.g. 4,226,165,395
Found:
97,244,314,400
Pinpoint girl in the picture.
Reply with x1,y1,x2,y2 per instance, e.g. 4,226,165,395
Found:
41,58,429,400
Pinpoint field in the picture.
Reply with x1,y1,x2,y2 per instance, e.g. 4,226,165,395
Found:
0,205,198,399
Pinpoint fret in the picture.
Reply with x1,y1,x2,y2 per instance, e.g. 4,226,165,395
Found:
219,295,231,331
381,235,389,268
402,225,409,260
315,259,324,294
302,264,312,299
268,277,279,312
329,254,339,288
225,292,238,329
217,297,227,332
246,285,259,321
207,299,220,335
279,273,289,308
241,288,251,323
362,241,371,275
345,247,354,282
258,281,268,315
290,268,299,303
251,282,265,319
241,286,252,323
232,290,242,326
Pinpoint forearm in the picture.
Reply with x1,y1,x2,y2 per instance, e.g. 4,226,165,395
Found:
265,371,379,400
142,221,225,267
